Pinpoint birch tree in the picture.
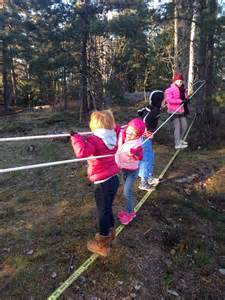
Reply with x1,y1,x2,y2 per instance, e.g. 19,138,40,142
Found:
187,0,198,95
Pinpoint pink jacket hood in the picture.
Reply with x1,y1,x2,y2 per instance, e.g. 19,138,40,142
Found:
127,118,145,137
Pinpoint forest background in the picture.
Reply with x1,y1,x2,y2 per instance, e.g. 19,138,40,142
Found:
0,0,224,120
1,1,225,299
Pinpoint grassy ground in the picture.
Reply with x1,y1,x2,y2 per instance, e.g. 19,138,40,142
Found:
0,105,225,299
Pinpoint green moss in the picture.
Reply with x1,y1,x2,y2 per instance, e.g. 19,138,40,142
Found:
7,255,29,272
164,269,174,288
194,250,211,267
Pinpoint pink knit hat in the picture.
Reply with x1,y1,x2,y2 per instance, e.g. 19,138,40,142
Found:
127,118,145,137
173,73,183,82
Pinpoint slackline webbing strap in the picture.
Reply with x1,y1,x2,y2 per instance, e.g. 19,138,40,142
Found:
47,114,196,300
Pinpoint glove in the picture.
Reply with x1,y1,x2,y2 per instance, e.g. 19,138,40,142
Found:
70,130,78,137
130,147,138,155
182,98,190,105
143,130,153,139
130,146,143,160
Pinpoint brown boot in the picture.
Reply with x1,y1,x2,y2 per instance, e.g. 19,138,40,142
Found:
95,228,116,245
87,235,111,257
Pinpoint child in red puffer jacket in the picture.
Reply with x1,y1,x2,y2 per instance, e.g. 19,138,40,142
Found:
71,110,119,257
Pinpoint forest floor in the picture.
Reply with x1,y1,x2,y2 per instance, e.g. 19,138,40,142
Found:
0,102,225,300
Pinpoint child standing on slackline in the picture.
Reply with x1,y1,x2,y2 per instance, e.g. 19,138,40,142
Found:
164,73,190,149
70,110,119,257
137,90,165,191
115,118,145,225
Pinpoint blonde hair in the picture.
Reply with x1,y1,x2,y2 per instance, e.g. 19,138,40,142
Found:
89,110,115,131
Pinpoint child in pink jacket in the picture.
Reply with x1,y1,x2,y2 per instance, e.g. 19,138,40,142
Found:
115,118,145,225
71,110,119,257
165,73,189,149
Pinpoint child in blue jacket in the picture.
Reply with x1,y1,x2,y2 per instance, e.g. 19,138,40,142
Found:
137,90,165,190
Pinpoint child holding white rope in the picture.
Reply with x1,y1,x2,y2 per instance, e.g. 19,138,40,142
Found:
165,73,190,149
115,118,145,225
137,90,165,191
70,110,119,257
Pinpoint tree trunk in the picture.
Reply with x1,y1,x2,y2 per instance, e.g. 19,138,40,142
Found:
80,36,88,119
3,68,10,110
193,0,217,147
196,0,217,116
205,0,217,105
10,61,17,105
63,67,68,110
174,0,179,71
79,0,90,118
2,42,11,111
188,0,198,95
174,0,193,81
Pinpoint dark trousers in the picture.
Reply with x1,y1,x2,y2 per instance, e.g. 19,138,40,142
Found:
95,175,119,236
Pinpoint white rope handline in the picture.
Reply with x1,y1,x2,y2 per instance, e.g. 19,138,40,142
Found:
0,126,127,143
0,83,205,143
0,131,92,142
0,108,180,174
0,82,206,174
192,79,206,87
0,154,114,174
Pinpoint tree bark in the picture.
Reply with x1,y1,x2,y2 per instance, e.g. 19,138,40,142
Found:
188,0,198,95
63,67,68,110
173,0,193,81
196,0,207,114
2,42,11,111
205,0,217,105
174,0,178,71
79,0,90,117
193,0,218,147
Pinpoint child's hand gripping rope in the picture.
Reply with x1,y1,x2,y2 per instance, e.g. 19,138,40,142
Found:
70,131,78,137
182,98,191,105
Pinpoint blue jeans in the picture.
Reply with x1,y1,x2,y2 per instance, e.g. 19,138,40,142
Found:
95,175,119,236
138,138,154,182
122,169,139,213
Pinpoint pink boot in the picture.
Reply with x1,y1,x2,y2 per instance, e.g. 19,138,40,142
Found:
118,211,136,225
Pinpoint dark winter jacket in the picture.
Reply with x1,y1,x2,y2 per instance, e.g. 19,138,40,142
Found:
180,84,190,116
137,105,161,133
138,90,164,132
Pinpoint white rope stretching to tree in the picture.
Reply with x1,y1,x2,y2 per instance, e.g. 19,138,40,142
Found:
0,81,205,174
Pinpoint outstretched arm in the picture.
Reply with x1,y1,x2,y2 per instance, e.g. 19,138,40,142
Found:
71,134,95,158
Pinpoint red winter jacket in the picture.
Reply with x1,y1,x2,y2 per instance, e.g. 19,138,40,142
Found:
71,127,120,182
